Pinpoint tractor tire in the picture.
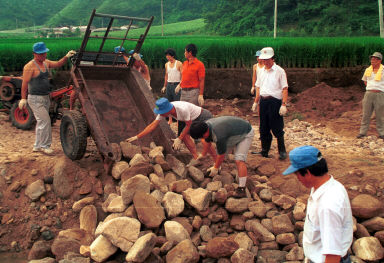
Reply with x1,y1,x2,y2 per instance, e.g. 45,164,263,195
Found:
10,101,36,130
60,110,88,160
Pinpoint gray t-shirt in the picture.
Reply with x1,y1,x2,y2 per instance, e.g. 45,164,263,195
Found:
206,116,252,155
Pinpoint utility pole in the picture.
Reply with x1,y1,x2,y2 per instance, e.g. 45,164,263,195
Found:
274,0,277,38
161,0,164,36
379,0,384,38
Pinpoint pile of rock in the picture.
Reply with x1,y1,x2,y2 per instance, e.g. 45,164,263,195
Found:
26,141,384,263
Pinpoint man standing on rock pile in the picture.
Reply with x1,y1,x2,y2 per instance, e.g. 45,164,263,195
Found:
357,51,384,139
283,145,353,263
251,47,288,160
189,116,254,198
19,42,75,154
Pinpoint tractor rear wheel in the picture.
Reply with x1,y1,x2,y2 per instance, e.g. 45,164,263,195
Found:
10,101,36,130
60,110,88,160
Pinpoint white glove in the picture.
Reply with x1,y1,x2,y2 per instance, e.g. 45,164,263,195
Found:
279,105,287,116
0,76,3,80
161,86,166,93
18,99,27,110
66,50,76,58
133,53,141,61
250,86,255,95
126,136,138,143
172,138,182,150
251,102,258,112
198,95,204,106
207,166,219,177
175,84,181,94
196,154,204,160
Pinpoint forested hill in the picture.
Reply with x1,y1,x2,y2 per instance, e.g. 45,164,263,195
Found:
0,0,218,30
204,0,379,36
0,0,380,36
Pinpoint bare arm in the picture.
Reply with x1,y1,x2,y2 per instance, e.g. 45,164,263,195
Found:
254,87,260,103
199,77,205,95
252,64,257,88
46,56,69,68
21,63,34,99
282,87,288,105
324,255,341,263
137,119,160,138
164,62,168,87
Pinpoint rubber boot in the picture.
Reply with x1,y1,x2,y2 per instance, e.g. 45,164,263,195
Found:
260,139,271,157
277,136,287,160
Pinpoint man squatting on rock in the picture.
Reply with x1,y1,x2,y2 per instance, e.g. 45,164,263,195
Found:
251,47,288,160
126,97,216,161
19,42,75,154
283,145,353,263
189,116,254,198
357,51,384,139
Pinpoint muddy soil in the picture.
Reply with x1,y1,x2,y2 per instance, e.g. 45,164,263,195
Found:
0,81,383,258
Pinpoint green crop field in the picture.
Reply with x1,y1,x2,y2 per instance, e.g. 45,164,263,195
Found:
0,35,383,72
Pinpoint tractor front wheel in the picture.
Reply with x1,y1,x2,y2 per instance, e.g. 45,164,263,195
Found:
10,101,36,130
60,110,88,160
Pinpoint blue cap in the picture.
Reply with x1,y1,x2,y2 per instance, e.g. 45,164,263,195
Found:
114,46,125,53
128,49,143,58
153,98,173,114
283,146,322,175
255,50,261,57
33,42,49,54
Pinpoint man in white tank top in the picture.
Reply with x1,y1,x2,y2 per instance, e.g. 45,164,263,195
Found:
161,48,182,102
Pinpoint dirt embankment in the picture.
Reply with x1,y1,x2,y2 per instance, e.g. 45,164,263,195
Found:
0,68,383,261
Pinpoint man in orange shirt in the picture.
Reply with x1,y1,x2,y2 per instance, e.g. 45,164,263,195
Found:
175,43,205,135
175,43,205,107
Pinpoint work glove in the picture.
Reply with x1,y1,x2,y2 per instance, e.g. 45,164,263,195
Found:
161,86,166,93
66,50,76,58
279,105,287,116
0,76,3,81
207,166,219,177
198,95,204,106
172,138,182,151
250,86,255,95
18,99,27,110
251,102,258,112
126,136,138,143
133,53,141,61
175,84,181,94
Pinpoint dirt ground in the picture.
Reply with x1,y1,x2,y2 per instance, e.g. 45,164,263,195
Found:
0,82,383,257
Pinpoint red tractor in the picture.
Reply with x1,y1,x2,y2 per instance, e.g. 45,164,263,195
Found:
0,76,73,130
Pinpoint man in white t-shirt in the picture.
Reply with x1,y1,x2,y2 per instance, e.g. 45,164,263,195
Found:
283,146,353,263
357,51,384,139
251,47,288,160
126,97,216,160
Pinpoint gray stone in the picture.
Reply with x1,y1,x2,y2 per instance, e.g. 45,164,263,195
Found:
166,239,199,263
166,154,187,178
164,220,190,244
25,180,46,201
120,142,142,159
162,192,184,218
126,232,157,262
352,237,384,261
121,174,150,205
188,166,205,183
90,235,118,262
134,191,165,228
225,197,250,213
271,214,294,235
183,188,211,211
230,248,254,263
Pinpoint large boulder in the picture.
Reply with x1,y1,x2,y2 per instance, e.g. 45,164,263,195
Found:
351,194,383,219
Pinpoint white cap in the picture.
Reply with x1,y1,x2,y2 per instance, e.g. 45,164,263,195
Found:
259,47,274,59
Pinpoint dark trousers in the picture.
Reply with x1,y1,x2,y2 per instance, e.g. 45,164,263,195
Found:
259,97,284,142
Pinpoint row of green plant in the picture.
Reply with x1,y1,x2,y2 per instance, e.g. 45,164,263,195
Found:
1,36,383,72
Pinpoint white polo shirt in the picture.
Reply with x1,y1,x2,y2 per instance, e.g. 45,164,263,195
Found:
303,176,353,263
156,101,202,121
362,69,384,92
256,63,288,99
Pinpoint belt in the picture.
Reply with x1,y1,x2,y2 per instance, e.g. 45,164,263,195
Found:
261,95,275,100
167,82,180,84
368,90,383,93
182,87,199,90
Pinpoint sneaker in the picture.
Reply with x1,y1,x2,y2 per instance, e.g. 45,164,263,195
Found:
41,148,54,154
32,147,41,152
356,134,365,139
233,187,247,198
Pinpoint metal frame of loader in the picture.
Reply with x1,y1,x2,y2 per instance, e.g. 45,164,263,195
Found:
60,9,174,172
